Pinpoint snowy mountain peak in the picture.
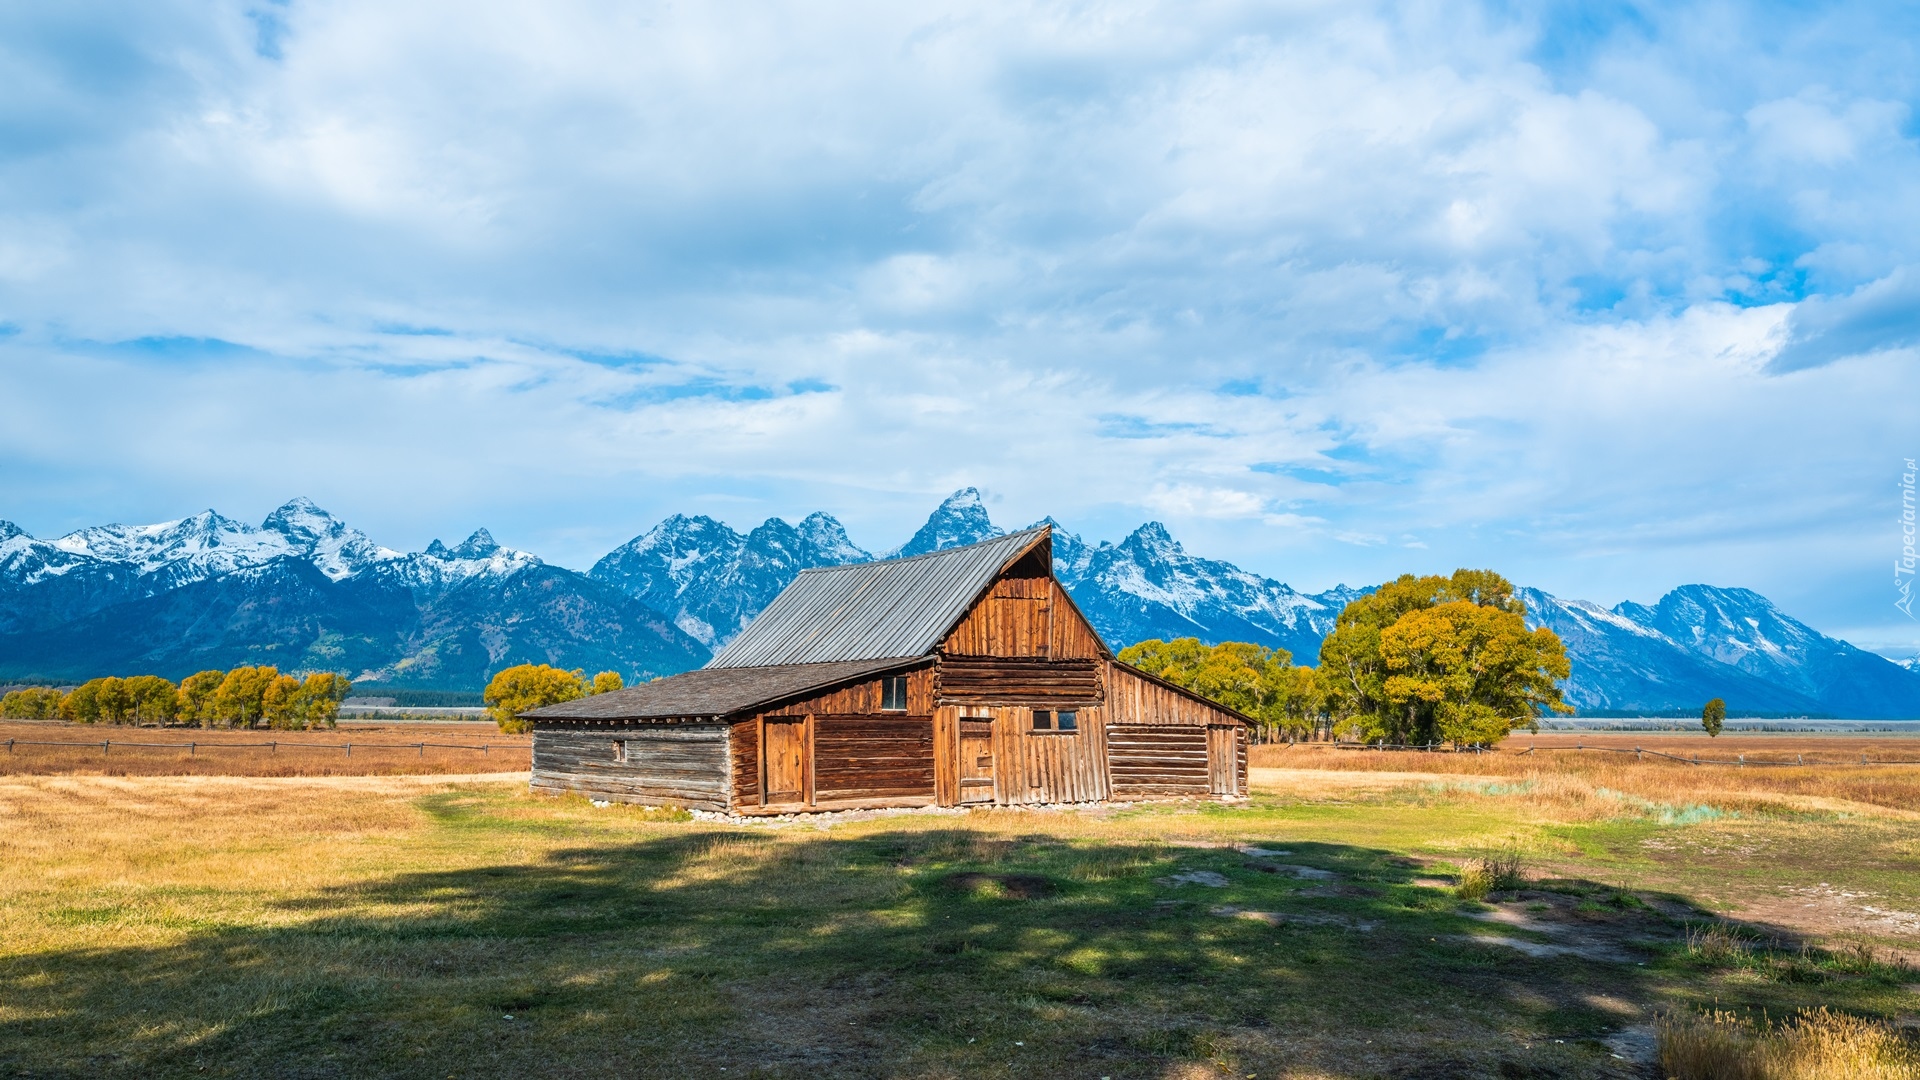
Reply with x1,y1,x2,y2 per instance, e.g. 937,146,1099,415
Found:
0,520,23,542
451,529,501,559
262,497,340,541
1121,521,1182,555
796,512,869,565
425,539,450,557
892,487,1003,558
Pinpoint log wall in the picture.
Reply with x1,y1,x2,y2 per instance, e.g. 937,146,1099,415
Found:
812,715,936,809
531,724,730,811
1106,724,1211,798
934,656,1103,705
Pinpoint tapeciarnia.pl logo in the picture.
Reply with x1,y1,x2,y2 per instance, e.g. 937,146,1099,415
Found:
1900,457,1917,619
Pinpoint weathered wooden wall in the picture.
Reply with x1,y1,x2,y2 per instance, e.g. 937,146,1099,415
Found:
812,715,936,809
1106,724,1211,797
730,717,761,811
939,574,1105,661
763,665,934,716
934,656,1102,705
532,724,730,811
1104,662,1233,725
993,704,1110,804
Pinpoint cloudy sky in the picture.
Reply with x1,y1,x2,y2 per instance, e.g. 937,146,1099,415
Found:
1,1,1916,653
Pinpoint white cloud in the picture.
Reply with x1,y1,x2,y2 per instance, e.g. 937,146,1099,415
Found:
0,0,1915,641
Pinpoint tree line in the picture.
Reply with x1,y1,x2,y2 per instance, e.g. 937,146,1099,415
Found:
484,664,625,733
0,668,352,730
1120,569,1573,748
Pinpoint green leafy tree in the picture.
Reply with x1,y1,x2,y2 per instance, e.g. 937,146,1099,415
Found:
0,686,65,719
1702,697,1726,738
1320,569,1569,746
212,666,278,729
62,679,106,723
484,664,587,734
262,674,305,730
124,675,179,725
177,670,225,728
1117,637,1324,740
297,673,351,730
590,671,624,695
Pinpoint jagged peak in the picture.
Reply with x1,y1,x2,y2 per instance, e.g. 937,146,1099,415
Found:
1122,521,1181,552
425,539,450,557
450,529,500,559
938,487,986,511
262,497,344,539
0,519,26,542
891,487,1003,557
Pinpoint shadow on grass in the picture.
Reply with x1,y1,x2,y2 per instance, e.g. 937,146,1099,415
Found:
0,813,1894,1080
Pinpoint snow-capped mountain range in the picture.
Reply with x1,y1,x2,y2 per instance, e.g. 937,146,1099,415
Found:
4,489,1918,715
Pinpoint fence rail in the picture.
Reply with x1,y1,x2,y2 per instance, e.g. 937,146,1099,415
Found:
4,738,530,757
1305,740,1920,767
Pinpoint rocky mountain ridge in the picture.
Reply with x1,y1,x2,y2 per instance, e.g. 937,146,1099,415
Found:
3,490,1917,716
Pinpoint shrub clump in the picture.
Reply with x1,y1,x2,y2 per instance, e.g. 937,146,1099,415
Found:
1657,1006,1919,1079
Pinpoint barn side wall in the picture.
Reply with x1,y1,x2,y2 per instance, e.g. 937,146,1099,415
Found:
531,723,731,811
1103,662,1245,799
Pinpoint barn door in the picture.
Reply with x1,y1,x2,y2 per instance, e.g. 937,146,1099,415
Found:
762,717,810,806
1208,724,1240,796
957,716,995,803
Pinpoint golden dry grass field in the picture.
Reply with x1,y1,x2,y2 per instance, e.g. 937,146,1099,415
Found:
1,732,1916,1079
0,720,530,777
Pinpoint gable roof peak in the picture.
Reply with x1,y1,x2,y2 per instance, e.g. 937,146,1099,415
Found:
706,525,1051,668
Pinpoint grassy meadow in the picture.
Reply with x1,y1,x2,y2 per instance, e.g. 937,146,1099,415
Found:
1,735,1916,1078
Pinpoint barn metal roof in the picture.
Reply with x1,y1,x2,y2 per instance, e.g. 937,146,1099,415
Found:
523,657,924,721
705,527,1050,668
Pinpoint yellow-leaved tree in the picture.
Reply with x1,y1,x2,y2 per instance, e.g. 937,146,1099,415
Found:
1320,569,1570,747
298,673,351,730
0,686,65,720
124,675,179,725
212,666,278,729
177,670,226,727
484,664,587,734
590,671,624,695
262,674,306,730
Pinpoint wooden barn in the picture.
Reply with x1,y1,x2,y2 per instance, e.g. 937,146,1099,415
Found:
524,526,1249,814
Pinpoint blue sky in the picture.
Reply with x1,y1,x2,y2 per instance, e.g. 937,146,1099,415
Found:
1,1,1917,653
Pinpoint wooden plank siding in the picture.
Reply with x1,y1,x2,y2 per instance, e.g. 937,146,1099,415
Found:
531,725,731,811
758,664,934,717
812,715,936,807
939,575,1106,661
730,716,761,810
1107,724,1211,797
995,705,1110,804
1104,661,1234,725
934,656,1102,705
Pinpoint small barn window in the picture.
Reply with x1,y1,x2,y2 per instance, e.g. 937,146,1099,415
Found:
1057,710,1078,731
614,740,628,762
1031,709,1052,730
880,676,908,711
